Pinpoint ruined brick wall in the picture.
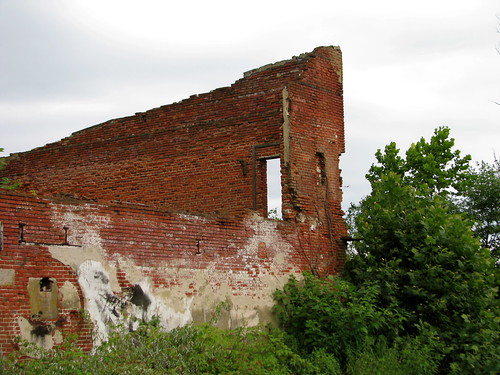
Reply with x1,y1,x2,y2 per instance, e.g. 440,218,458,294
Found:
280,47,346,271
0,46,347,354
0,191,322,355
2,46,344,223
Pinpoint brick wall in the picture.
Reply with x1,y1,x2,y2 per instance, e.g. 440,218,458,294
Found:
0,191,341,354
2,47,344,222
0,46,347,353
0,193,93,354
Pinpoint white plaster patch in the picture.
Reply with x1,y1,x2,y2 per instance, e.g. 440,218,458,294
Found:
177,213,209,223
51,204,110,247
77,260,123,346
77,259,194,347
243,215,291,268
60,210,301,336
309,217,321,231
50,245,121,294
114,258,194,329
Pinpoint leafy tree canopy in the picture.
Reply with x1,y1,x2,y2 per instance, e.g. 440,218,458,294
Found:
457,160,500,263
367,126,471,196
344,128,499,373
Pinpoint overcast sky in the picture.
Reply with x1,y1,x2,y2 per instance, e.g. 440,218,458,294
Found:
1,0,498,211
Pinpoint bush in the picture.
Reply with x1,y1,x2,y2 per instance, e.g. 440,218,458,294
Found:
346,335,441,375
1,321,320,375
273,273,439,373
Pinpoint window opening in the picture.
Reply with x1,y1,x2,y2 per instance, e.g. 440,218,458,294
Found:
251,142,280,210
63,226,69,245
39,277,53,292
266,158,282,219
19,223,26,243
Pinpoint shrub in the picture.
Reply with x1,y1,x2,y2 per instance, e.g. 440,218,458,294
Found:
1,321,320,375
273,273,442,374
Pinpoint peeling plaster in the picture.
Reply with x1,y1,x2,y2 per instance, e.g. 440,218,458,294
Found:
60,281,81,310
76,260,193,345
77,261,124,345
50,245,122,294
243,215,289,267
109,214,299,329
48,208,301,343
51,204,110,247
135,281,193,331
17,317,63,351
107,254,144,285
49,245,104,270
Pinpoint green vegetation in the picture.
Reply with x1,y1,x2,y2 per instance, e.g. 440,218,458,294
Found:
276,127,499,374
366,126,471,196
456,160,500,264
1,321,320,375
1,317,443,375
273,274,440,374
1,129,498,374
0,147,20,191
267,207,282,221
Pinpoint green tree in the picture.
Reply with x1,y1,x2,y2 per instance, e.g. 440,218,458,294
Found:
458,160,500,263
346,128,499,373
367,126,471,196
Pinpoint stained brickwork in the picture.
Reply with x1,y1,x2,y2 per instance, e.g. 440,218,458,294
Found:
0,46,346,354
0,193,93,354
0,190,340,353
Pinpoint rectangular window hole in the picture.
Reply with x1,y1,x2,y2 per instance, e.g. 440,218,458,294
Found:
266,158,282,219
19,223,26,243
